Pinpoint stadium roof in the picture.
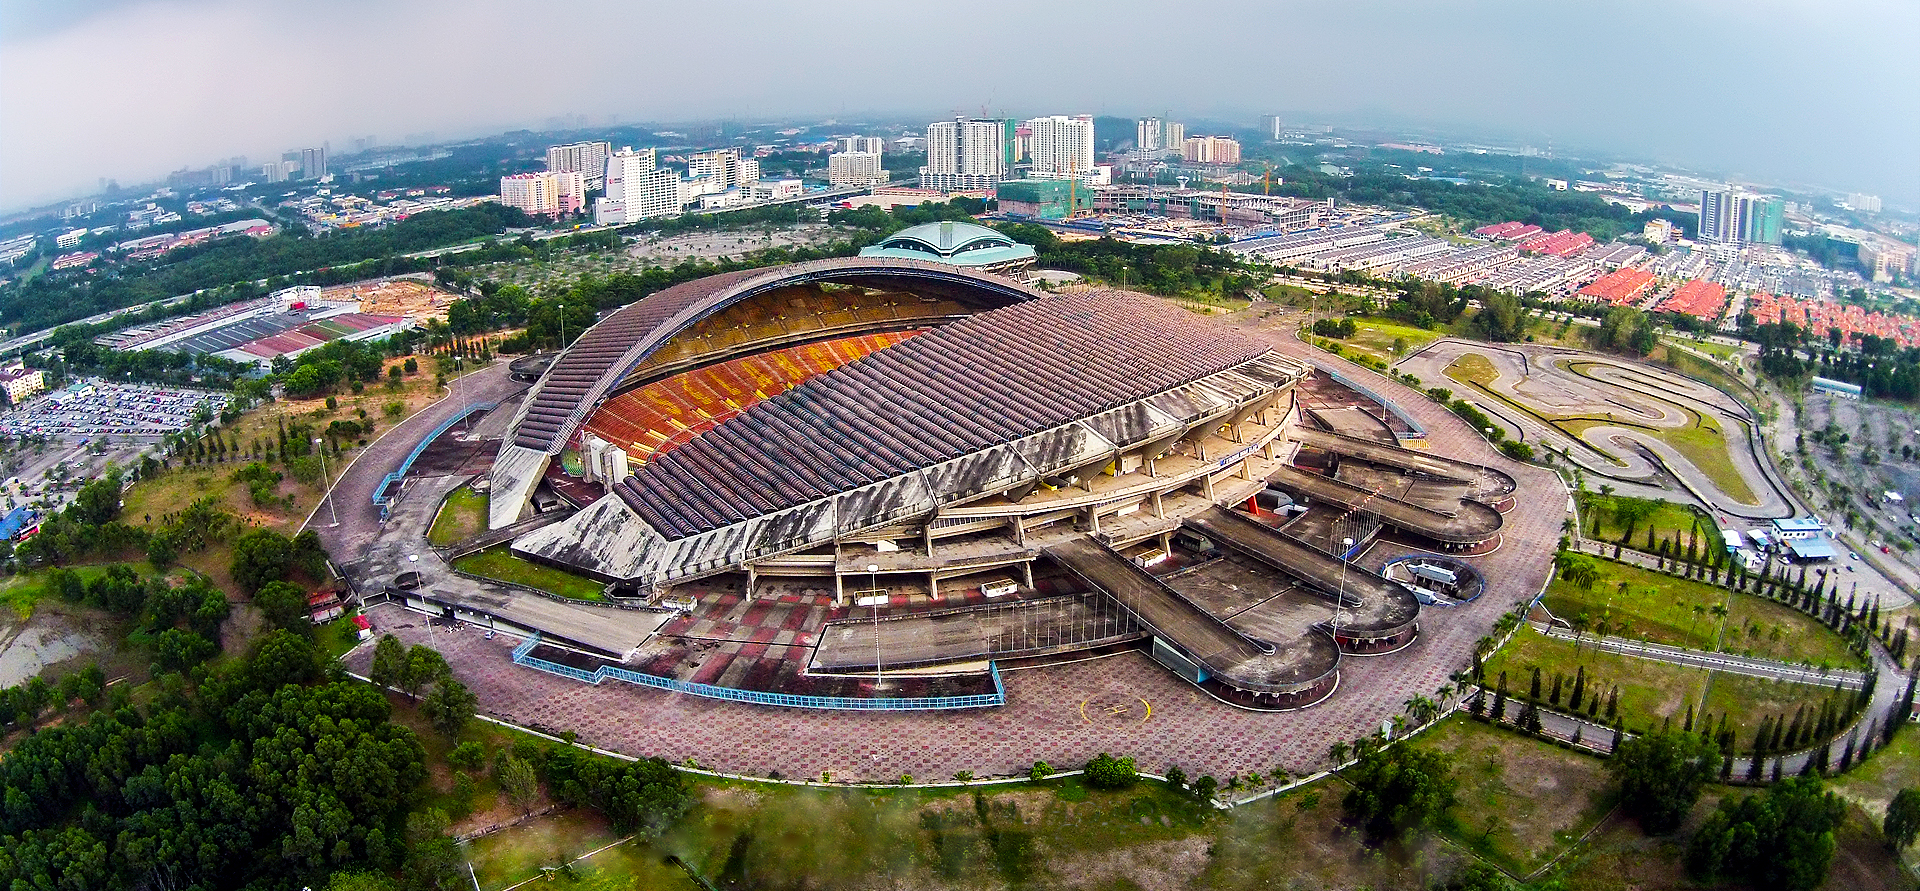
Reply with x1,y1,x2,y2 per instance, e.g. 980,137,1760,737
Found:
615,290,1273,539
501,257,1047,456
857,221,1036,267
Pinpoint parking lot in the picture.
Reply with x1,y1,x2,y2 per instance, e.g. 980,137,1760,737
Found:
0,379,229,439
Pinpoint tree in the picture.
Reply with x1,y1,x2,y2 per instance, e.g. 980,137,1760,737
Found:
253,579,309,632
369,634,407,690
420,678,477,739
1340,742,1458,843
1085,752,1139,790
400,645,450,699
1609,728,1720,834
229,528,294,594
1688,777,1844,891
1886,788,1920,850
498,755,539,816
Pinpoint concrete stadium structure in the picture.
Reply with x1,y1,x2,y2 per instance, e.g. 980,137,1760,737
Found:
462,254,1508,708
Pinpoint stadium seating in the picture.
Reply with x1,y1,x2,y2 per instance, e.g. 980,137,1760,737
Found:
616,291,1272,539
586,330,925,464
619,285,971,385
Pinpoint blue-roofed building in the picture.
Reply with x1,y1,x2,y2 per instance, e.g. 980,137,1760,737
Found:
857,221,1036,279
0,506,35,540
1771,517,1834,562
1810,376,1862,399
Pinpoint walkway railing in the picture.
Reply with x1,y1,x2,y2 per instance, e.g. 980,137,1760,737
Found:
373,400,499,518
1316,363,1428,439
510,633,1006,711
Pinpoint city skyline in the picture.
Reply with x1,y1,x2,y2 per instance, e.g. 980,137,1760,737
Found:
2,0,1917,211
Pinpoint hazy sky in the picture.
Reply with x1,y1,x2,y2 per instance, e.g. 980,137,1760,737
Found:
3,0,1916,211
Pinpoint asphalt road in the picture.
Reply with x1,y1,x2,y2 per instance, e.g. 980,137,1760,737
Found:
306,363,528,562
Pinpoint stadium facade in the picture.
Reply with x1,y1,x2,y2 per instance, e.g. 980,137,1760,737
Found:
475,252,1508,708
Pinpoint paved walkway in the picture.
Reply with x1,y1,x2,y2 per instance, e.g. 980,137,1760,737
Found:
340,330,1566,782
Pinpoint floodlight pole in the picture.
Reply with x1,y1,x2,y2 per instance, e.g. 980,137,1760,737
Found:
868,562,882,689
1336,536,1353,643
314,437,338,527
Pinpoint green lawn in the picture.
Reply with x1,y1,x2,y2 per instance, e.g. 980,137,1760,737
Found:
427,486,489,547
1487,627,1844,744
1543,557,1730,649
452,547,606,602
1699,673,1860,752
1340,317,1443,364
1722,585,1869,670
1487,627,1708,734
1416,715,1616,875
1577,495,1708,549
1547,554,1866,669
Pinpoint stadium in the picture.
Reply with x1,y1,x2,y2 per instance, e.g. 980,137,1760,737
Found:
470,228,1510,709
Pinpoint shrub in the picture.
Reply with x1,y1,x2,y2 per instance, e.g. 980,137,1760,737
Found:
1085,752,1138,790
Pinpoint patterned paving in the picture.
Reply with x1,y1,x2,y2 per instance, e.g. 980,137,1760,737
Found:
350,332,1564,783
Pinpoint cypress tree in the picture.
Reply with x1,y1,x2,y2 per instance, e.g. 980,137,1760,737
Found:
1684,702,1695,733
1587,694,1600,719
1550,673,1564,706
1840,733,1858,772
1569,666,1586,711
1492,671,1508,721
1611,726,1623,752
1747,752,1763,781
1605,685,1619,720
1771,758,1784,782
1769,715,1785,752
1529,666,1542,701
1786,706,1807,749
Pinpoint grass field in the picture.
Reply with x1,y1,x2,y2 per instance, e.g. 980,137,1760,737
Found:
1699,673,1860,748
1577,495,1708,549
1487,627,1708,733
1486,627,1844,742
452,547,606,601
427,486,489,547
1417,715,1616,875
1541,557,1862,669
1338,317,1444,365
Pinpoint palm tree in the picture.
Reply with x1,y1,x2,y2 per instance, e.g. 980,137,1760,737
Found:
1709,603,1730,644
1405,695,1439,727
1329,741,1350,766
1569,613,1591,652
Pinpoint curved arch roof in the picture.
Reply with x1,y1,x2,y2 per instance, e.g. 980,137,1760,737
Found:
856,221,1037,268
500,257,1048,455
614,290,1272,539
878,221,1014,254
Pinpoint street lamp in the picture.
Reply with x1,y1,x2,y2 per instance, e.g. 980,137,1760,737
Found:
867,562,883,689
1335,536,1353,643
556,303,565,352
313,437,338,527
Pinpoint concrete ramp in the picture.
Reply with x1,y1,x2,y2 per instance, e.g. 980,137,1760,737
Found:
1184,506,1419,642
1044,537,1337,698
1266,465,1502,545
1292,427,1517,500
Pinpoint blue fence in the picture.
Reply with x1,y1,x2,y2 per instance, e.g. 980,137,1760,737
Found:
373,401,499,518
510,633,1006,711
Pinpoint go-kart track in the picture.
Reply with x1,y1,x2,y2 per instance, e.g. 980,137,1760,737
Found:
1399,339,1793,519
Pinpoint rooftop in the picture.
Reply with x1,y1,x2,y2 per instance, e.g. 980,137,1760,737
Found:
857,221,1035,267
